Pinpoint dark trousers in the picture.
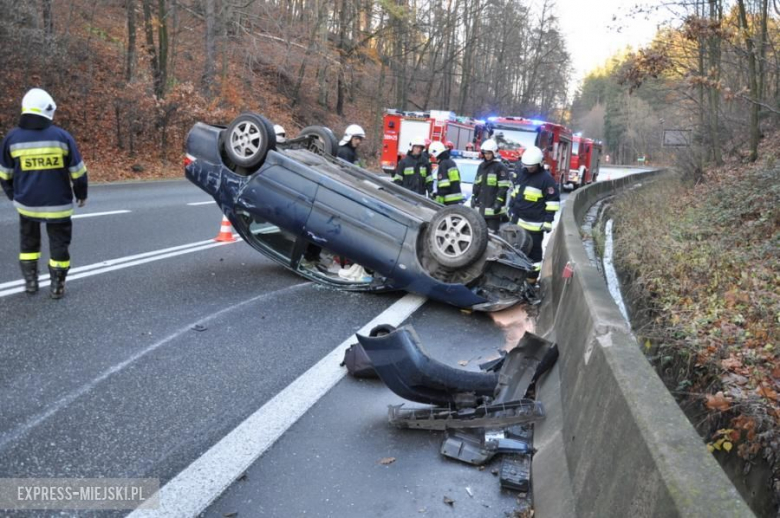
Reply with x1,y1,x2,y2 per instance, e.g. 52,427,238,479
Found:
527,230,544,282
20,216,72,263
485,218,500,232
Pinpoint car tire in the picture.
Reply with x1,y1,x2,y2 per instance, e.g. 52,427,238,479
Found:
498,223,533,256
223,113,277,173
298,126,338,156
426,205,488,269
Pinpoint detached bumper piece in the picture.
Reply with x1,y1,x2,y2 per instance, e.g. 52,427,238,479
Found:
356,325,499,407
357,324,558,500
388,399,544,431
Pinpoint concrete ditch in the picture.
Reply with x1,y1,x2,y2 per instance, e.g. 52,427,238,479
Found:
531,169,754,517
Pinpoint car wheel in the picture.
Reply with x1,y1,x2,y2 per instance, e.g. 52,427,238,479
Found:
223,113,276,172
298,126,338,156
426,205,488,269
498,223,532,256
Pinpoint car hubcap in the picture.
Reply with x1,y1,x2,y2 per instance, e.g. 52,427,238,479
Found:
231,121,263,158
434,215,473,258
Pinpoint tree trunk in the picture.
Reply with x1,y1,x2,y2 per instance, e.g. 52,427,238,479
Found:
202,0,217,97
707,0,722,165
157,0,168,97
141,0,160,96
125,0,137,82
42,0,54,41
336,0,349,116
737,0,760,161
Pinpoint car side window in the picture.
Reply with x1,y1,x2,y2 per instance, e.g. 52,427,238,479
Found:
243,214,298,261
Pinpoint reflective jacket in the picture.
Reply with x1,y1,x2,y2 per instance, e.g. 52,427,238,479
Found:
509,166,560,232
393,153,432,196
434,152,464,205
0,115,88,222
472,159,511,219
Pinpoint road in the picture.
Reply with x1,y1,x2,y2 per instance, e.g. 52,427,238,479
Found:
0,169,643,517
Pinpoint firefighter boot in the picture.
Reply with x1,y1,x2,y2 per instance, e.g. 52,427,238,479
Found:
19,260,39,294
49,266,69,299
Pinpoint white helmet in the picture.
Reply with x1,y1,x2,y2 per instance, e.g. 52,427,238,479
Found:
340,124,366,146
273,124,286,143
409,136,427,149
22,88,56,120
480,139,498,154
428,140,447,158
521,145,544,166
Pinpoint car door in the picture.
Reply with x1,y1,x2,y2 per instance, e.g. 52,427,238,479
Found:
235,152,319,265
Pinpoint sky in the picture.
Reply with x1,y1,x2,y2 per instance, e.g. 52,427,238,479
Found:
555,0,667,93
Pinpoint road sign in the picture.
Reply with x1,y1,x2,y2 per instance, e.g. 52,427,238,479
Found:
663,129,692,147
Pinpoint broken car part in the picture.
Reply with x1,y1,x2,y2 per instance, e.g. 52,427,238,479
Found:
356,325,499,407
388,399,545,431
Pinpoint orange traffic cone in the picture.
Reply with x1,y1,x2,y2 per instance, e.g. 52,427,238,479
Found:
214,215,236,242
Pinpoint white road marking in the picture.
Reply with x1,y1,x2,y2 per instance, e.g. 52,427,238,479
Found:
186,201,216,206
129,293,428,517
72,210,132,219
0,237,241,298
0,283,312,453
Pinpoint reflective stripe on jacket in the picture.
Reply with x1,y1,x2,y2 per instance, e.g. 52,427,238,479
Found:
509,166,559,232
472,159,510,219
393,153,432,196
0,118,88,222
434,154,464,205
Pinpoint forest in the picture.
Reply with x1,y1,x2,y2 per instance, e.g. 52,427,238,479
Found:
0,0,571,179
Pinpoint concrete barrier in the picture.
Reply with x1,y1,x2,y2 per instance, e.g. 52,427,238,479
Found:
532,170,753,517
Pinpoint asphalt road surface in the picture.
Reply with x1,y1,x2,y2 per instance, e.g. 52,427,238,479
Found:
0,168,644,517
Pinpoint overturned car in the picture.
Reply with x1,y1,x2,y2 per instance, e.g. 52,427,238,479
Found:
184,113,536,311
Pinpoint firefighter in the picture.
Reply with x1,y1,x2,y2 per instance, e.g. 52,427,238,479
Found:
445,140,455,151
392,136,433,197
0,88,88,299
421,138,432,163
274,124,286,143
429,141,463,205
337,124,365,165
509,145,560,287
472,139,510,232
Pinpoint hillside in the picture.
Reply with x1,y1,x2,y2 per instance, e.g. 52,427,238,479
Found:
0,0,572,182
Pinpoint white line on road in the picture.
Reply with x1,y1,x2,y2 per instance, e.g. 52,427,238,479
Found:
0,237,241,298
72,210,132,219
186,201,216,206
0,283,312,453
129,293,428,518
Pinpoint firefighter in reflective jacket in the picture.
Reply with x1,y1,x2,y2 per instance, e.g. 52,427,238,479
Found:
472,139,511,232
393,136,433,196
509,145,559,286
429,141,463,205
0,88,88,299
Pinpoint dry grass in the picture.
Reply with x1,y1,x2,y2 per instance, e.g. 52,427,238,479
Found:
609,143,780,510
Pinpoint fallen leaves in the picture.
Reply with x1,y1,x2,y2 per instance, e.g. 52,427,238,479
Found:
378,457,396,465
705,391,732,412
443,496,454,506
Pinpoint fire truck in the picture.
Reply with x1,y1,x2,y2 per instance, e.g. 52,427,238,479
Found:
380,109,483,173
566,136,603,189
484,117,573,185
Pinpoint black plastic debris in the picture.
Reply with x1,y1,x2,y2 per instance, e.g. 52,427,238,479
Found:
499,455,531,492
356,325,499,407
388,399,545,431
340,342,378,379
440,429,534,466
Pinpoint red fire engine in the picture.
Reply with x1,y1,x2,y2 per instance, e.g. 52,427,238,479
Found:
484,117,573,185
380,109,483,173
566,136,603,189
